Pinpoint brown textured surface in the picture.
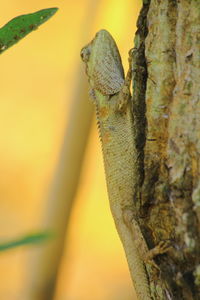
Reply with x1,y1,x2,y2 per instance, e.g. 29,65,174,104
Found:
134,0,200,299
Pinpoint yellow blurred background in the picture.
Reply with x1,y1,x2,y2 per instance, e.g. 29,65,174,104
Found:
0,1,141,299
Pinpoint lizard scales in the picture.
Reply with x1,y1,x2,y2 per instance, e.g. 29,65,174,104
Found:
81,29,151,300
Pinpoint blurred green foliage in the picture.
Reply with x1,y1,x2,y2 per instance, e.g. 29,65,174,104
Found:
0,232,52,252
0,7,58,54
0,7,57,252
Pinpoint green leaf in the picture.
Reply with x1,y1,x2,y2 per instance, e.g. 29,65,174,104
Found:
0,232,52,252
0,7,58,54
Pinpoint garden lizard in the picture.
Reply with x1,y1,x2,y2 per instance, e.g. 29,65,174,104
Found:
81,29,169,300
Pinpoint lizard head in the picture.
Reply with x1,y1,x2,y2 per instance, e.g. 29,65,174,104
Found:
80,29,124,96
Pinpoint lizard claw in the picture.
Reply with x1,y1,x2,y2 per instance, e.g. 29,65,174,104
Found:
156,240,172,254
144,240,172,262
144,240,172,273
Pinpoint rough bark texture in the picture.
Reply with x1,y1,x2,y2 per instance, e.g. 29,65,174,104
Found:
132,0,200,299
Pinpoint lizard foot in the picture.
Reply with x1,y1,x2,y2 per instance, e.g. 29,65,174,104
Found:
144,240,172,263
144,241,172,272
116,48,133,113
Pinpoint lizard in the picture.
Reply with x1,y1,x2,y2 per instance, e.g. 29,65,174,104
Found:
80,29,170,300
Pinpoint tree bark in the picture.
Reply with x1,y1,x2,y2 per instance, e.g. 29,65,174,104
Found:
132,0,200,299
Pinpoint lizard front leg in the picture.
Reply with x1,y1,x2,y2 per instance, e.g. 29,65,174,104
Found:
117,49,133,112
123,208,171,271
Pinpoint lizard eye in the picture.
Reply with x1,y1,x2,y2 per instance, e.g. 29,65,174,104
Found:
80,46,90,62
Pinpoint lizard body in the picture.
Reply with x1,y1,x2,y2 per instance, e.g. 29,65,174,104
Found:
81,30,169,300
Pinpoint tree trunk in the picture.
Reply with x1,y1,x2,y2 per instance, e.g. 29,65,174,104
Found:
132,0,200,299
